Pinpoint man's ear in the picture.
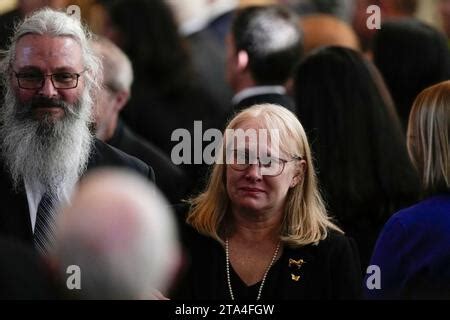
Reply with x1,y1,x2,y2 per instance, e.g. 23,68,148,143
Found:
291,160,307,188
237,50,249,72
113,90,130,112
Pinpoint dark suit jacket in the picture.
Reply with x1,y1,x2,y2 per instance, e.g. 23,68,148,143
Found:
122,84,227,195
187,28,233,115
0,139,153,247
0,237,58,299
233,93,296,113
108,119,188,204
172,224,362,300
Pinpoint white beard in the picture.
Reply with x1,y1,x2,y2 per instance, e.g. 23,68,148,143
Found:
0,86,94,199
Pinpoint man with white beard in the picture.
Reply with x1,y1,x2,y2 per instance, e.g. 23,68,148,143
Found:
0,9,153,255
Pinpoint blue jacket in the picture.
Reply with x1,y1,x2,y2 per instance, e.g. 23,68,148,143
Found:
364,193,450,299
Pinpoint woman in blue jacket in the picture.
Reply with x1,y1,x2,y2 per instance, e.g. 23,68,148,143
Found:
366,80,450,299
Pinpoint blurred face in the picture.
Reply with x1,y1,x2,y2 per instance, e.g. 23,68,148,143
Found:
226,119,303,215
11,34,85,123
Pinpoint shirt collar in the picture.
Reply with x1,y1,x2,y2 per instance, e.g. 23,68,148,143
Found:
232,86,286,106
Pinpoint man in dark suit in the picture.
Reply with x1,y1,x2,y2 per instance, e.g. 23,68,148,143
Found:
226,5,303,113
0,8,152,253
91,37,187,204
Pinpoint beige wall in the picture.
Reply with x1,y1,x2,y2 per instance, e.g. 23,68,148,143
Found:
417,0,443,31
3,0,444,33
0,0,17,14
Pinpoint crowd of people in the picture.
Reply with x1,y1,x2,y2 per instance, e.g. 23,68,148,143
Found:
0,0,449,300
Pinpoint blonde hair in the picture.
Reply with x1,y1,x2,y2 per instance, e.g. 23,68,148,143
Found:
407,80,450,195
187,104,342,247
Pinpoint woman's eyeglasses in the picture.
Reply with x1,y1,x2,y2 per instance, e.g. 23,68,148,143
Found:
228,149,302,177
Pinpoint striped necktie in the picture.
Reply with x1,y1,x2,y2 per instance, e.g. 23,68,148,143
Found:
34,192,57,255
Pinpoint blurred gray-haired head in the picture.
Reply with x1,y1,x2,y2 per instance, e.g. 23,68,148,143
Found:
53,169,180,299
90,36,133,141
90,36,133,93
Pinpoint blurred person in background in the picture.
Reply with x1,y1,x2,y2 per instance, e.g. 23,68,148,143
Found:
100,0,225,194
352,0,418,53
166,0,234,114
439,0,450,44
372,19,450,131
293,46,420,270
300,14,360,55
227,5,302,113
205,0,239,45
282,0,355,22
53,169,181,299
366,81,450,299
91,36,188,204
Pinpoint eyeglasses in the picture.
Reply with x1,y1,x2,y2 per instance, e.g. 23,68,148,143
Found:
228,149,302,177
13,70,86,90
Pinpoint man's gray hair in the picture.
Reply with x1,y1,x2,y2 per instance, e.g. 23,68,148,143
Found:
0,8,102,95
91,36,133,92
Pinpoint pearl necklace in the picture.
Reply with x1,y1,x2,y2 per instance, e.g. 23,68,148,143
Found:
225,239,281,300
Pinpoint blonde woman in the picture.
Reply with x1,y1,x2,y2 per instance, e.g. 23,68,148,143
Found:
172,104,361,300
366,81,450,299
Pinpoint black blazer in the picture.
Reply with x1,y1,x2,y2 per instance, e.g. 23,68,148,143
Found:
233,93,296,113
172,225,362,300
108,120,188,204
0,139,153,247
0,237,58,299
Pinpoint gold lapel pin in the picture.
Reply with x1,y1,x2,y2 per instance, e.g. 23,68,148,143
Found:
289,258,305,269
291,274,301,282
